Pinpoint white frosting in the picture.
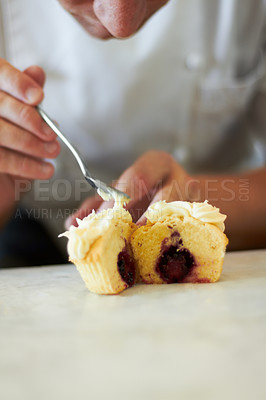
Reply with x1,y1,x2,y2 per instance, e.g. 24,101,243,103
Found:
97,187,130,207
145,200,226,232
97,187,113,202
59,204,132,260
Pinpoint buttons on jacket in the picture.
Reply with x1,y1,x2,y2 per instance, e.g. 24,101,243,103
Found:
185,52,204,71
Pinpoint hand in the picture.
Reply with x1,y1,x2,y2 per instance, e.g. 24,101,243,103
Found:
66,151,266,251
58,0,169,39
0,59,60,228
65,150,199,228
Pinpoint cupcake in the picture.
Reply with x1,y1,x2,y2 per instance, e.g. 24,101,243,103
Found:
131,200,228,284
59,205,136,294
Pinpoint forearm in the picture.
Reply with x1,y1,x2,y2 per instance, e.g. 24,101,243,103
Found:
194,168,266,250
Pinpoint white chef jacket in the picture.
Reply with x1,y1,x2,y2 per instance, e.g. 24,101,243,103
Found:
0,0,266,241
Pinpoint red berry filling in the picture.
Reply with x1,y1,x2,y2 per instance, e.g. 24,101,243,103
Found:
117,246,136,287
156,242,196,284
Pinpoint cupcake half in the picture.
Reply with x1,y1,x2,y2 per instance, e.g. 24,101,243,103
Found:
60,205,136,294
131,201,228,284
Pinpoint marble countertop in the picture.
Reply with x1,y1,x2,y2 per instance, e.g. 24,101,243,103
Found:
0,250,266,400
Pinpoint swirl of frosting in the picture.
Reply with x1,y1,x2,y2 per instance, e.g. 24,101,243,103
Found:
191,201,226,231
145,200,226,232
59,205,132,260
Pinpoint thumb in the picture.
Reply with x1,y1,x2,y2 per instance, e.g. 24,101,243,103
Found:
64,194,103,229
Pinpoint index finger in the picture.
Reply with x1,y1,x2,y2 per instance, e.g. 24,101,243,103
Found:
0,58,43,105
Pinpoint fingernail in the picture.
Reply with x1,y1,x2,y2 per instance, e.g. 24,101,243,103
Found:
45,141,58,154
65,216,73,229
25,87,42,102
41,163,53,174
